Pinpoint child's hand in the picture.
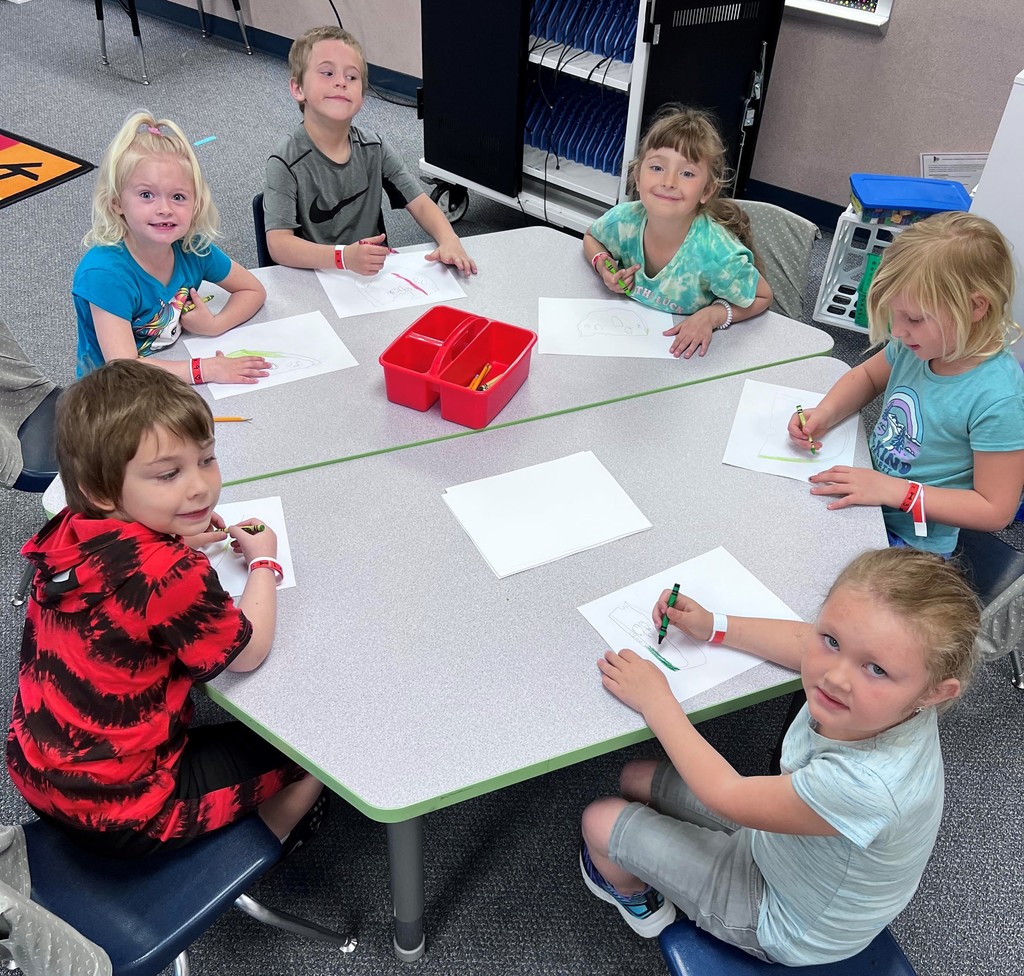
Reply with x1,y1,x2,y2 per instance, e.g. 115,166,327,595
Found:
183,511,228,549
344,236,389,276
424,241,478,276
808,467,907,510
651,591,714,642
597,259,639,295
181,288,216,330
227,520,278,561
201,351,271,385
598,648,674,715
787,407,824,453
664,307,715,359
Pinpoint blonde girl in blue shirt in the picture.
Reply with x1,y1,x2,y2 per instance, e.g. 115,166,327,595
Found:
583,104,773,360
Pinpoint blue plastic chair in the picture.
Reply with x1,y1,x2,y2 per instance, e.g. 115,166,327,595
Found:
658,920,916,976
24,815,355,976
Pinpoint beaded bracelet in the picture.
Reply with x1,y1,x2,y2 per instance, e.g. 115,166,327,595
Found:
709,612,728,644
334,244,346,270
591,250,610,272
248,557,284,584
189,358,204,385
711,299,733,331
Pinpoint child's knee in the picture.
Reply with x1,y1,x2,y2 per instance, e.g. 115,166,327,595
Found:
582,796,628,854
620,759,658,803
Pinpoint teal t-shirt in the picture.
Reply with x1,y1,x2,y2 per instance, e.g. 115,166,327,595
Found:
588,202,759,315
752,706,944,966
869,343,1024,554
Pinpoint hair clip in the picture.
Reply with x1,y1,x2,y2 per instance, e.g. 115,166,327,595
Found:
138,123,165,137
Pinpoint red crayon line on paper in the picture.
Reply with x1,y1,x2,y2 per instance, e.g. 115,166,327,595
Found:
390,273,427,295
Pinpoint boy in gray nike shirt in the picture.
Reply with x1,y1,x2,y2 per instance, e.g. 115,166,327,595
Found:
264,26,476,277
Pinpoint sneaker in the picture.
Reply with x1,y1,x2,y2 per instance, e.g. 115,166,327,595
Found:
281,789,329,857
579,842,676,938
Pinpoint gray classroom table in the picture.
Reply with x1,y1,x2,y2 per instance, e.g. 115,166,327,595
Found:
206,356,884,961
164,226,834,482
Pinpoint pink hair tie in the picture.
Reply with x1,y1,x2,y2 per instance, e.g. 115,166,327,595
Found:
146,125,162,135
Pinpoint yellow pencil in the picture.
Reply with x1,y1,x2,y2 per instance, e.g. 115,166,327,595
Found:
213,416,251,422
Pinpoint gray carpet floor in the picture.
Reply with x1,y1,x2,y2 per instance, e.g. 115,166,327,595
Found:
1,3,1021,974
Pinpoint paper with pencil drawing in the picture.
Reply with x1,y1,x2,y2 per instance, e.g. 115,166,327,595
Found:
442,450,652,578
579,546,800,703
316,251,466,320
183,311,357,400
201,496,295,598
537,297,679,358
722,379,858,482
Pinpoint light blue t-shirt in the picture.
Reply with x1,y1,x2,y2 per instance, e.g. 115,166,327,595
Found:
72,241,232,377
869,342,1024,554
588,202,759,315
751,705,944,966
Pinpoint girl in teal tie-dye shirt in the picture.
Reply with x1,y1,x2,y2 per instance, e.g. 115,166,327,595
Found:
584,105,772,360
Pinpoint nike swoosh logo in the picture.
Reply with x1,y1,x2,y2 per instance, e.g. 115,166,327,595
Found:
309,187,369,223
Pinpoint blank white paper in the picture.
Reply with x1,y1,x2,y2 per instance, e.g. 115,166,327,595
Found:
443,451,652,578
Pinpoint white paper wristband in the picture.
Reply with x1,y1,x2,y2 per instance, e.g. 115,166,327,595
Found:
709,612,728,644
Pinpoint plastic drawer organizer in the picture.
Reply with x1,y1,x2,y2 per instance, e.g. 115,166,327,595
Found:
379,306,537,429
812,207,905,332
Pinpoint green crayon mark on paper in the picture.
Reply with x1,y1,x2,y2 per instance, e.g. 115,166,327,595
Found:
644,643,680,672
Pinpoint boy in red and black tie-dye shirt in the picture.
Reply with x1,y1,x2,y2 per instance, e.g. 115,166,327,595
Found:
7,360,324,858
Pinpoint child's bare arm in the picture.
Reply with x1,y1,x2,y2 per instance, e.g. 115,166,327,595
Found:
180,263,265,335
406,194,477,275
598,648,836,835
652,589,809,671
228,521,279,672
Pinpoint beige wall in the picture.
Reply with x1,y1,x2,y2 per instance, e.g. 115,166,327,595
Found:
174,0,1019,208
169,0,423,77
753,0,1022,204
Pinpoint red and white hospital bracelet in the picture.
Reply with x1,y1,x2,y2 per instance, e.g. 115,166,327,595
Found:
709,612,728,644
248,557,284,584
334,244,346,270
899,481,928,537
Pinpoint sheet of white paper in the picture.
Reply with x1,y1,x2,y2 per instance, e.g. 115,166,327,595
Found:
315,251,466,319
537,297,678,358
722,379,858,482
443,451,652,578
579,547,801,703
183,311,357,400
200,496,296,598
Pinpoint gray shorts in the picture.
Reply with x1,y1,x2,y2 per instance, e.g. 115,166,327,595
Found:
607,760,770,962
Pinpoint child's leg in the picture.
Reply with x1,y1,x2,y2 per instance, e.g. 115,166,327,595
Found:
258,773,323,840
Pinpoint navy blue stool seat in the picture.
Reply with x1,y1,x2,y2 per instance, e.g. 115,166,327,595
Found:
658,921,916,976
25,814,354,976
12,385,60,493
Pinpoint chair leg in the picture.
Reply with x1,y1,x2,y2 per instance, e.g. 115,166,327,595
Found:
230,0,253,54
234,894,357,952
94,0,108,65
195,0,209,37
1008,644,1024,691
172,951,191,976
124,0,150,84
12,561,33,608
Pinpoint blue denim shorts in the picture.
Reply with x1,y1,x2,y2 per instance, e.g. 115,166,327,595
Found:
607,760,770,962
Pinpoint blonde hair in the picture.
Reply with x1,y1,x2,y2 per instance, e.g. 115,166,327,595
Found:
57,359,214,519
288,26,367,113
628,103,759,264
827,548,981,707
84,111,218,254
866,211,1019,363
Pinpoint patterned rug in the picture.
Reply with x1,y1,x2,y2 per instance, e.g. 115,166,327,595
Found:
0,129,94,209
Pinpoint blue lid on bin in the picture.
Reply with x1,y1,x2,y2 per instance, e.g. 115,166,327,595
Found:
849,174,971,213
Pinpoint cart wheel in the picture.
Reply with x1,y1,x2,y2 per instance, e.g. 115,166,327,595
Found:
430,183,469,223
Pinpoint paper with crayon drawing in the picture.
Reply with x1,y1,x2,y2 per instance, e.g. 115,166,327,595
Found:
183,311,357,400
579,546,799,703
201,496,295,598
537,297,678,358
722,379,858,482
315,251,466,320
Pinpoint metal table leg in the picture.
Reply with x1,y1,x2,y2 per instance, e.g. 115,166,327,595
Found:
386,818,425,963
